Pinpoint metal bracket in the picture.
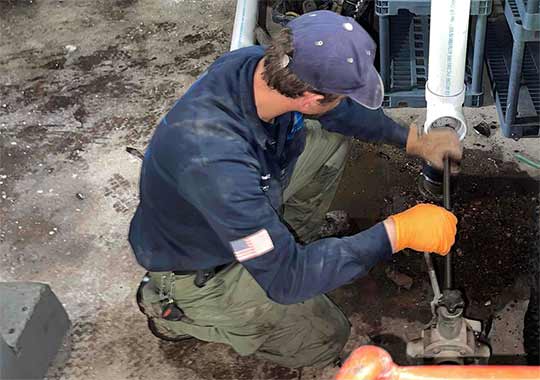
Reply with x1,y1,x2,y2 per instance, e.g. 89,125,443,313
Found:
407,308,491,365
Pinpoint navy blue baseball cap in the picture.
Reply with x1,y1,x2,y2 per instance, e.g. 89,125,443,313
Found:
286,10,384,109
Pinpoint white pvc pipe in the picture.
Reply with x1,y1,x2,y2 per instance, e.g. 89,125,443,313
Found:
424,0,472,140
230,0,258,51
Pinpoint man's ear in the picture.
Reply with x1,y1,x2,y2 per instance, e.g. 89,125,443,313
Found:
297,91,325,112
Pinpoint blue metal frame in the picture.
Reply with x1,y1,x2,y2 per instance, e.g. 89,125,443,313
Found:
375,0,492,17
485,7,540,139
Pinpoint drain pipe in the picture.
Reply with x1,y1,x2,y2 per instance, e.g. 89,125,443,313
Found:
419,0,471,199
230,0,258,51
423,0,471,140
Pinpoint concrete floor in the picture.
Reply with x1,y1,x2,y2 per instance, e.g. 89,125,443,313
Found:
1,1,539,379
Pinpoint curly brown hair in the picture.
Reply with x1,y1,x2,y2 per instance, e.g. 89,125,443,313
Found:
262,28,340,104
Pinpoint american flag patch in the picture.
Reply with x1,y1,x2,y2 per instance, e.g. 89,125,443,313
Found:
230,229,274,262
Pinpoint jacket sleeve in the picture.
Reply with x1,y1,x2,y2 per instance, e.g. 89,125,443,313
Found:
318,98,409,148
178,153,393,305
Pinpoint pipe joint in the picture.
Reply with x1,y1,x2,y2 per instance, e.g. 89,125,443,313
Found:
424,81,467,141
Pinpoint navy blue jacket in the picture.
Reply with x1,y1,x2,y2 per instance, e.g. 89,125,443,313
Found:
129,46,409,304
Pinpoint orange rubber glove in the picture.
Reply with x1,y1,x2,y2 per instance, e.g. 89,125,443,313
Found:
386,204,457,255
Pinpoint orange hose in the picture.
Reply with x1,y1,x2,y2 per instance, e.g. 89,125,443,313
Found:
336,346,540,380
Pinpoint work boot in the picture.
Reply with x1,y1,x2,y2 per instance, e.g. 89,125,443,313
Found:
136,273,194,342
146,318,193,343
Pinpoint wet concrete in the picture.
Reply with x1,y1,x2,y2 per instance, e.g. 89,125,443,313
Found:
1,0,539,379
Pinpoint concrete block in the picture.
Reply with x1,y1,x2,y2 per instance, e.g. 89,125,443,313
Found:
0,283,70,380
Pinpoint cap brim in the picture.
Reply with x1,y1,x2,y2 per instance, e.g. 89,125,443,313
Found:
347,67,384,110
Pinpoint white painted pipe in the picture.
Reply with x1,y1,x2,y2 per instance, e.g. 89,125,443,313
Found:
424,0,471,141
230,0,258,51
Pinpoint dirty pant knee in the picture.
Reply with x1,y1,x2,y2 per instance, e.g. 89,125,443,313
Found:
265,312,350,368
283,128,351,243
303,296,351,367
304,314,351,368
323,309,351,364
255,296,351,368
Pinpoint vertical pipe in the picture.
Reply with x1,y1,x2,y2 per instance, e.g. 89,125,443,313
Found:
505,40,525,126
471,15,487,94
427,0,471,97
527,0,539,14
424,253,441,299
438,307,464,340
379,16,390,90
230,0,258,51
443,157,451,210
423,0,470,140
443,157,452,289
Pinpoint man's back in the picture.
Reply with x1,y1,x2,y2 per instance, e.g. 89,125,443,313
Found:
129,48,268,271
129,46,268,272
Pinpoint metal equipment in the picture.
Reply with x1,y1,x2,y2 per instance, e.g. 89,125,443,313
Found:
271,0,372,27
407,157,491,365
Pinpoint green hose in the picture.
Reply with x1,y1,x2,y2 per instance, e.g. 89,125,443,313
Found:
515,153,540,169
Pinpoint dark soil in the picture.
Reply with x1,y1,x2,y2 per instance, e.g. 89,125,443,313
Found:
330,140,540,363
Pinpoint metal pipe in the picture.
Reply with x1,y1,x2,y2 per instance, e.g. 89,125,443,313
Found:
443,156,452,289
527,0,539,14
443,157,451,210
437,305,463,339
336,345,540,380
424,253,441,300
505,40,525,126
471,15,487,94
378,16,390,90
230,0,258,51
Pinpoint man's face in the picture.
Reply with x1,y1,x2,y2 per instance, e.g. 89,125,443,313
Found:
301,95,345,116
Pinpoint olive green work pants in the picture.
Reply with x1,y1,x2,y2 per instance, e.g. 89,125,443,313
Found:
140,121,352,368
